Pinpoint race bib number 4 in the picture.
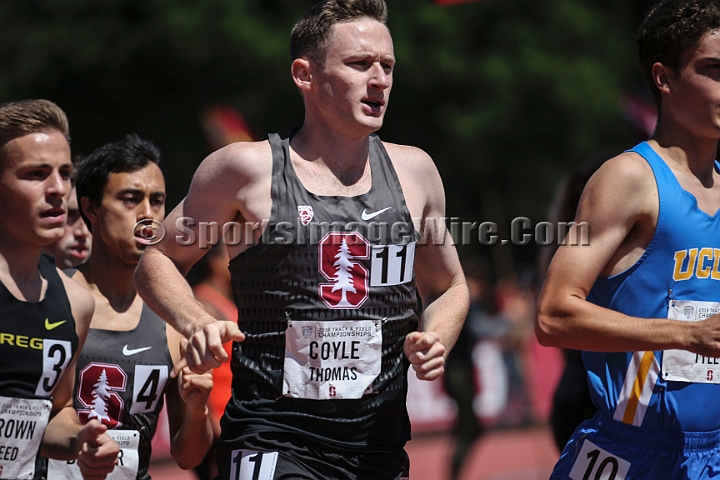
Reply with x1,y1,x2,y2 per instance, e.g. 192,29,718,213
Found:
283,319,382,400
47,430,139,480
568,440,630,480
663,300,720,383
0,396,51,480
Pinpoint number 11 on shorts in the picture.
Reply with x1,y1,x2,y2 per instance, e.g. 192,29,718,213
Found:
230,450,278,480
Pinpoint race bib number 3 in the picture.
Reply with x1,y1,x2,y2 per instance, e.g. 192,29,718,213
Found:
568,440,630,480
35,339,72,396
47,430,139,480
663,300,720,383
229,450,278,480
283,319,382,400
0,396,51,480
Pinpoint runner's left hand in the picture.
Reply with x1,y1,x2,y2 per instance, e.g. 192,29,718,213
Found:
404,331,446,381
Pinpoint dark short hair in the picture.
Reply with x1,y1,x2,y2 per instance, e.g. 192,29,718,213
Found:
290,0,388,66
76,134,163,228
0,99,70,166
637,0,720,110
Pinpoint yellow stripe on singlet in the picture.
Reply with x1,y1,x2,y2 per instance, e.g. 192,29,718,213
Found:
622,350,656,425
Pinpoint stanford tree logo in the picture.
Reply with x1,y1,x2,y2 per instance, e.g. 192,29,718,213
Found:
318,232,370,309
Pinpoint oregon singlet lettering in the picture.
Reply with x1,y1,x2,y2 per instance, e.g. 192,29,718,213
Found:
223,130,420,450
0,254,78,399
584,141,720,432
0,254,78,480
64,285,173,480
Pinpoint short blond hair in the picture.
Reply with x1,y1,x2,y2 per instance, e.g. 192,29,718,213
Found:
0,99,70,148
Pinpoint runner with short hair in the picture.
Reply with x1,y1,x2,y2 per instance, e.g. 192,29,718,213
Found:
536,1,720,478
45,134,214,480
0,98,118,480
135,1,469,478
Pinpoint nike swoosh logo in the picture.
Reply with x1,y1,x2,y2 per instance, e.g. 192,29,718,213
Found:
45,318,66,330
122,345,152,356
361,207,391,221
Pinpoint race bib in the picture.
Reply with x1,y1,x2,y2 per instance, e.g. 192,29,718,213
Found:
568,440,630,480
283,319,382,400
662,300,720,383
229,450,278,480
35,339,72,397
0,396,51,480
47,429,139,480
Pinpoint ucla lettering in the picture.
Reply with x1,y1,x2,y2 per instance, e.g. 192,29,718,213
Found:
673,248,720,281
0,333,43,350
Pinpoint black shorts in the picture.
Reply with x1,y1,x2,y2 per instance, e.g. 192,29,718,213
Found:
216,432,409,480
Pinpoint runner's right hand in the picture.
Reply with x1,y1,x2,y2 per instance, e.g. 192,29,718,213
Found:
173,320,244,376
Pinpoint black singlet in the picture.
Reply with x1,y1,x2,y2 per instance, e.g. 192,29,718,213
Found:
222,130,420,451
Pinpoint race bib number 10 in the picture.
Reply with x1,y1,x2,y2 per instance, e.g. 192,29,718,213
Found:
568,440,630,480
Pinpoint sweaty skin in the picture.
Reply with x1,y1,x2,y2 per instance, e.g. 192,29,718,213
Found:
135,19,468,383
536,31,720,362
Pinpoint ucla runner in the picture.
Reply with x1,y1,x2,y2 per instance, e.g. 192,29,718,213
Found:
536,1,720,478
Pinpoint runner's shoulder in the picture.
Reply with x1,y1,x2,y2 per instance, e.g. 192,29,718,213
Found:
194,140,272,186
59,270,94,330
588,150,655,193
382,142,440,185
580,151,657,221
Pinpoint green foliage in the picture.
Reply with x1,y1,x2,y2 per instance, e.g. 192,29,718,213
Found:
0,0,654,268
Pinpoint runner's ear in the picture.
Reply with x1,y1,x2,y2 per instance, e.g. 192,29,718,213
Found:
291,57,313,92
80,196,99,225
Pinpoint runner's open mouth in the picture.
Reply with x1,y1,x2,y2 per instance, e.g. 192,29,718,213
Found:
40,209,64,218
362,100,383,108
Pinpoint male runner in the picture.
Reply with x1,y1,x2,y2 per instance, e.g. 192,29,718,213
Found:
536,1,720,478
45,134,214,480
44,158,92,269
135,1,469,479
0,99,118,480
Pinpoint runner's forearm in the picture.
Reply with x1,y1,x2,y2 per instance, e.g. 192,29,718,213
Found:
421,279,469,357
40,407,83,460
135,248,215,338
171,407,213,469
